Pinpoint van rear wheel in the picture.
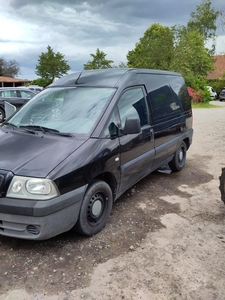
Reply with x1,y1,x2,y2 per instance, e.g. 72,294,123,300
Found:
169,141,187,172
73,180,113,236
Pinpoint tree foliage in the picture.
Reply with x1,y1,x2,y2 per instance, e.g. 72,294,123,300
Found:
83,48,114,70
31,78,50,88
127,23,174,70
35,46,70,82
170,27,214,78
170,0,219,98
187,0,220,54
126,0,220,99
0,57,20,77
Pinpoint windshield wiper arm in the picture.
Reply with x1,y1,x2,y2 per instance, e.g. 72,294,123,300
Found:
18,124,74,137
3,122,19,129
19,125,59,134
19,125,73,137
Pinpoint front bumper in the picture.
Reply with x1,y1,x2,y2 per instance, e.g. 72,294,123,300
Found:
0,185,87,240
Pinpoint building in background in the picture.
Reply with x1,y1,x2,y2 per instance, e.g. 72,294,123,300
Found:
0,76,30,87
207,55,225,79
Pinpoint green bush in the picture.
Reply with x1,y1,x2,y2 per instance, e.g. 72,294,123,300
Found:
31,78,52,88
201,87,211,103
185,74,207,90
185,74,211,103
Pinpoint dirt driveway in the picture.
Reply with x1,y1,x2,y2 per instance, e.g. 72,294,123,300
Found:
0,102,225,300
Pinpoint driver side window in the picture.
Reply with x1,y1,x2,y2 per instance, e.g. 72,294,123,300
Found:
117,87,148,128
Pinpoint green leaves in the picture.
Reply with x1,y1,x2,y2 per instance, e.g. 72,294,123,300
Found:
83,48,114,70
188,0,220,52
171,28,214,78
35,46,70,82
127,23,174,70
126,0,220,90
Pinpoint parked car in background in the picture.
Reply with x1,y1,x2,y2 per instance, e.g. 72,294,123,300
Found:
206,86,217,100
26,85,43,93
219,89,225,101
0,87,36,122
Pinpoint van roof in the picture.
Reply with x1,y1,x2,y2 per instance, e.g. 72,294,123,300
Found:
49,68,181,88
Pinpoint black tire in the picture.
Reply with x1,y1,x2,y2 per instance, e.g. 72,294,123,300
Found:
169,141,187,172
0,107,5,123
219,168,225,205
73,180,113,236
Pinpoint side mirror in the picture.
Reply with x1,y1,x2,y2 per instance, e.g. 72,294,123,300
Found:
121,117,141,135
4,101,17,119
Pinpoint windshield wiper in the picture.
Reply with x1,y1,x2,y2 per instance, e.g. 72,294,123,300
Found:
3,122,19,129
19,125,74,137
19,125,59,134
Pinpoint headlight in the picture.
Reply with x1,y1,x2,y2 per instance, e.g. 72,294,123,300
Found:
7,176,60,200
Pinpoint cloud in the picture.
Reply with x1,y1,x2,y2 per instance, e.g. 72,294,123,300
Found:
0,0,224,79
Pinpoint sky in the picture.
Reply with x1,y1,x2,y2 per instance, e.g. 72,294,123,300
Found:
0,0,224,80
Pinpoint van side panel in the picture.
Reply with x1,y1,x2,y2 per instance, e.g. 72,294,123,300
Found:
138,73,193,169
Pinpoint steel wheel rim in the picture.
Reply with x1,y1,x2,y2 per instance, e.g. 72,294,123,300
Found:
178,148,184,162
87,192,107,225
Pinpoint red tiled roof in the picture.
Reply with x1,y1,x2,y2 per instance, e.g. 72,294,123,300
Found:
0,76,29,82
207,55,225,79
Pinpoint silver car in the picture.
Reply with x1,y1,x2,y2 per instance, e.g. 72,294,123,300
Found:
0,87,36,122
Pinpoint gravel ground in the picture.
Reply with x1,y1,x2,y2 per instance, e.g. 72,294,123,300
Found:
0,101,225,300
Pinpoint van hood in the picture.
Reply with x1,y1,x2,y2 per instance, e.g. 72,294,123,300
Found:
0,129,87,177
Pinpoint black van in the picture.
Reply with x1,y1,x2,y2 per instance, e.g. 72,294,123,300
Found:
0,68,193,240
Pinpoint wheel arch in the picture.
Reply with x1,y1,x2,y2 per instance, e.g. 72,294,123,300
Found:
183,137,191,150
92,171,118,201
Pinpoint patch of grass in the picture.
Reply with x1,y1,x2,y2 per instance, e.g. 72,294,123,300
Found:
191,102,219,108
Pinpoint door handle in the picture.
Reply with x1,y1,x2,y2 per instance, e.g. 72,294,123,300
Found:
150,128,154,141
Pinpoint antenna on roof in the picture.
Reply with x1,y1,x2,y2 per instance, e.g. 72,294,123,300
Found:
75,69,84,84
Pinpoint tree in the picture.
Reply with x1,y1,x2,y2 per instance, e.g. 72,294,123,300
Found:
169,0,219,92
35,46,70,82
31,78,50,88
0,57,20,77
170,28,214,78
126,23,174,70
83,48,114,70
187,0,220,54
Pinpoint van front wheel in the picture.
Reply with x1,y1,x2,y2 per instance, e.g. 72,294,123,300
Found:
73,180,113,236
169,141,187,172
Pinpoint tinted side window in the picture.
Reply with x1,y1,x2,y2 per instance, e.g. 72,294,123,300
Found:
117,88,148,128
138,73,191,113
149,85,182,122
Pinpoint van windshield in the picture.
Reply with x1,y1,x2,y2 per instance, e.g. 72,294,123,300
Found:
7,87,116,135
